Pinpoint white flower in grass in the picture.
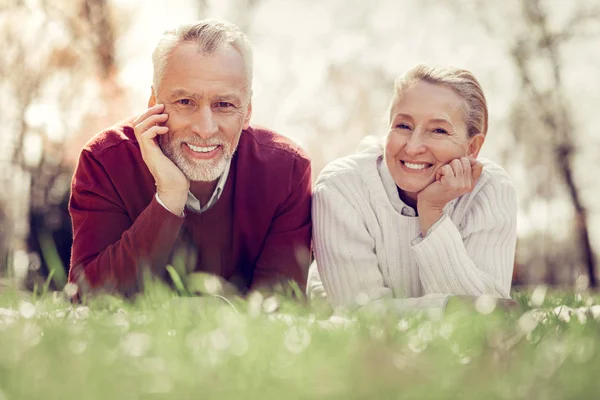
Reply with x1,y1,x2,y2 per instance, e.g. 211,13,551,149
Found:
63,283,78,298
408,334,427,353
575,307,588,324
68,306,90,320
590,305,600,320
397,319,410,332
247,291,264,318
475,295,497,315
459,356,472,365
518,311,539,334
553,306,573,323
262,295,280,314
530,285,548,307
18,301,36,319
284,325,311,354
120,332,152,357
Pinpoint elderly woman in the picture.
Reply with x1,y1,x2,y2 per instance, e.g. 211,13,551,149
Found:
308,65,517,313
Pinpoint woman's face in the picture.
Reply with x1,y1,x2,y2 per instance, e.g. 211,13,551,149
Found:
384,81,484,201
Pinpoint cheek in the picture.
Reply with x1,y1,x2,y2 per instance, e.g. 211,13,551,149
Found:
432,140,468,162
385,134,404,156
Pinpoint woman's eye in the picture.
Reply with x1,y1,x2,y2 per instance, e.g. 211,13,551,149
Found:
177,99,192,106
216,102,233,108
395,123,411,130
433,128,448,134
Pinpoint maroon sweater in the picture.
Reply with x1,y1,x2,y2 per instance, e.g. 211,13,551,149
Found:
68,122,312,296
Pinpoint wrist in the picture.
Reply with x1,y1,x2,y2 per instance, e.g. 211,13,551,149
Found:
418,208,444,236
157,190,187,216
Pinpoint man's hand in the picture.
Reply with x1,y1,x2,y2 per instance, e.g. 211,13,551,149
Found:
417,157,483,235
132,104,189,215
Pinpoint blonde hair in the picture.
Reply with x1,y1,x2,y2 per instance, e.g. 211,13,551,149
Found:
151,19,253,97
389,65,488,137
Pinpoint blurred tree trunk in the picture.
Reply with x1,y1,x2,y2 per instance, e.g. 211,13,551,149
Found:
509,0,598,287
0,0,121,289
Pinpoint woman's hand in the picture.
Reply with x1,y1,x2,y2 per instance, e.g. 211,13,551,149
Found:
417,157,483,235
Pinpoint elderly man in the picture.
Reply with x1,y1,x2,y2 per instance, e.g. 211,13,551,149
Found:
68,19,312,296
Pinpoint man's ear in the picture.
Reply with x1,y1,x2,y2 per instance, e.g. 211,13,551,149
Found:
467,133,485,158
243,99,252,130
148,87,157,108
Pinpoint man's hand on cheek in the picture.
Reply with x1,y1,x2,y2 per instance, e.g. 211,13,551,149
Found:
416,157,483,235
133,104,190,216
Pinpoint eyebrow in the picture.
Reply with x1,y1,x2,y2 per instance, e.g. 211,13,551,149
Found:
168,89,198,99
167,89,242,104
393,113,454,127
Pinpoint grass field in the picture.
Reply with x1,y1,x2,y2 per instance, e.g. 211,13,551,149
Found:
1,282,600,400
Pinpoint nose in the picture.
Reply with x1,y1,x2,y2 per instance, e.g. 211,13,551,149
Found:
190,105,218,139
404,129,427,156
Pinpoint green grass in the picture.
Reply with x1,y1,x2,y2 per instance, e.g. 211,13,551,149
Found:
1,283,600,399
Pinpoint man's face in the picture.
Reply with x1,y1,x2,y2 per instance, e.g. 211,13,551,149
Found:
149,42,252,182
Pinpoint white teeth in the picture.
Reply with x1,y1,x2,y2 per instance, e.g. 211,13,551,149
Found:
403,161,429,170
187,143,218,153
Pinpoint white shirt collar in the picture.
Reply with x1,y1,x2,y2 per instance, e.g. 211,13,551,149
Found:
186,159,231,213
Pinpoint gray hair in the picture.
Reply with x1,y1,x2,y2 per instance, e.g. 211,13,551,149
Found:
389,65,488,137
151,19,253,97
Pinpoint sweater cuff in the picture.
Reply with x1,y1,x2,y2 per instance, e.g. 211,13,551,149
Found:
155,192,186,217
411,213,449,246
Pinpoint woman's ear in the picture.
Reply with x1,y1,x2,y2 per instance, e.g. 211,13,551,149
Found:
467,133,485,158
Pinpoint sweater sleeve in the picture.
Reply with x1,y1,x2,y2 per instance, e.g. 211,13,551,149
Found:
412,176,517,298
250,156,312,293
68,150,184,295
312,182,449,313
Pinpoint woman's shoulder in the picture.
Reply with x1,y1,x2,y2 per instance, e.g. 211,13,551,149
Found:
454,158,517,219
479,158,514,186
315,141,383,192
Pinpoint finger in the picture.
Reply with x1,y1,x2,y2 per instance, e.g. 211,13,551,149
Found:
460,157,471,175
139,126,169,158
132,103,165,126
437,164,454,182
135,113,169,136
472,160,484,183
140,125,168,141
450,158,463,177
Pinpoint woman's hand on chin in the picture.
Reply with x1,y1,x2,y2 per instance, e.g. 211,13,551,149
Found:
416,157,483,235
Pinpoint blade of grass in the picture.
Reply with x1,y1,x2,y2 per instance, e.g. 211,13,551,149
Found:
38,230,67,289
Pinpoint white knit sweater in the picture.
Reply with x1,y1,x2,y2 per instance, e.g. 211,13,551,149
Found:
308,145,517,314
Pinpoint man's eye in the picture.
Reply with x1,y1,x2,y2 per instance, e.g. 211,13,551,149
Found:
177,99,192,106
395,123,411,130
216,102,233,108
433,128,448,134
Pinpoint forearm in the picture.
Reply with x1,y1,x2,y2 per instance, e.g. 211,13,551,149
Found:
69,197,184,295
412,215,512,298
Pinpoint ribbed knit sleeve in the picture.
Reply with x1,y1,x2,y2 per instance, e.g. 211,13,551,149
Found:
313,184,391,309
412,176,517,298
313,181,449,313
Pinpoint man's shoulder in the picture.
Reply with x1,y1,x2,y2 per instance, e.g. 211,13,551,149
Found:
241,125,310,165
82,117,138,157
